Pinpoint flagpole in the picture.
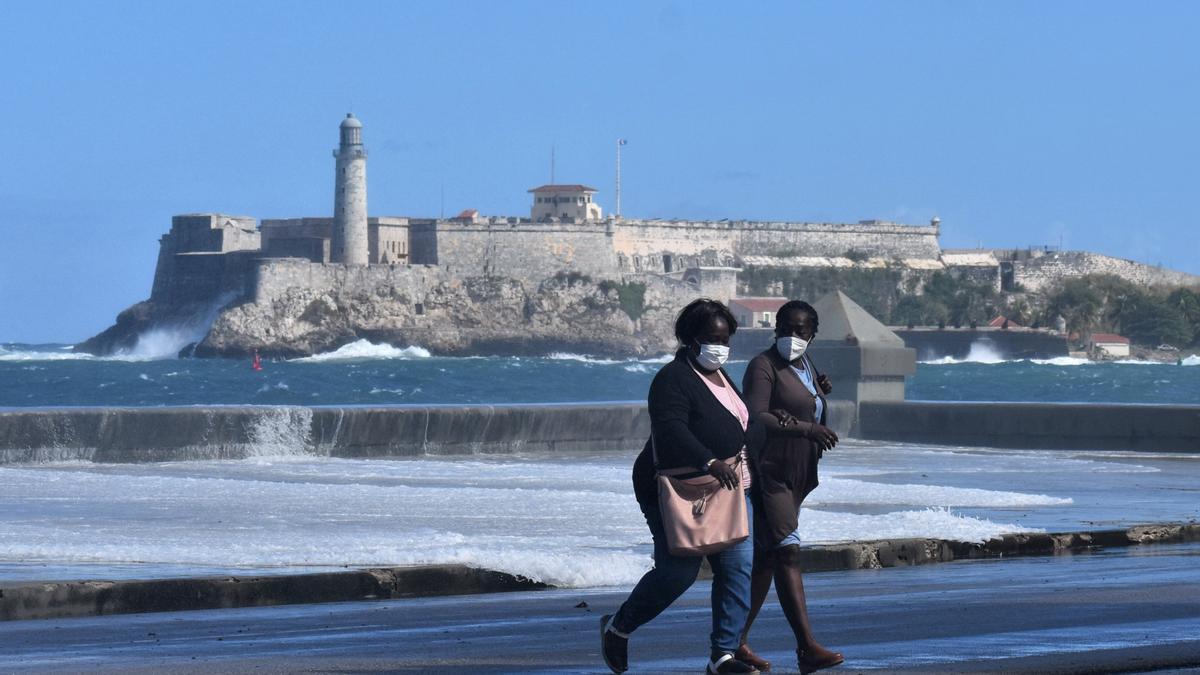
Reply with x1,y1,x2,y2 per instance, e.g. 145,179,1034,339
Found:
615,138,623,219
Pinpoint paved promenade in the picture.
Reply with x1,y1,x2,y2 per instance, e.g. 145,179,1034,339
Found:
2,543,1197,673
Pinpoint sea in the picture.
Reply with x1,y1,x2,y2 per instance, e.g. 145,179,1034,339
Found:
1,339,1198,587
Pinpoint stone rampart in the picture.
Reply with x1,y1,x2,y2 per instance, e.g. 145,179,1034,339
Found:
1010,251,1200,292
609,219,942,274
435,221,620,280
250,258,447,306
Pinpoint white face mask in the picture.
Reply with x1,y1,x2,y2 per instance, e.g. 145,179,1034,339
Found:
694,342,730,371
776,336,809,362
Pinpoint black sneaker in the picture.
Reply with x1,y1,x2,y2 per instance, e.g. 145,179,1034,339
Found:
707,652,760,674
600,614,629,673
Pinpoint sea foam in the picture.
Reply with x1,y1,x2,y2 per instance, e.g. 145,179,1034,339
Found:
920,341,1007,365
0,449,1073,587
294,339,432,362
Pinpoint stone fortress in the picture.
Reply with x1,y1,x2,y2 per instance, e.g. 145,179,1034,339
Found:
82,114,1200,358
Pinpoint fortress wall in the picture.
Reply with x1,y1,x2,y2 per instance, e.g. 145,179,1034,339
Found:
435,222,620,280
1011,252,1200,293
609,220,942,274
734,222,942,259
944,263,1001,290
251,258,448,307
152,251,258,307
611,222,737,273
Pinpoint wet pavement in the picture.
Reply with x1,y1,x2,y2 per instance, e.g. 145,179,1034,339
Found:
1,543,1197,673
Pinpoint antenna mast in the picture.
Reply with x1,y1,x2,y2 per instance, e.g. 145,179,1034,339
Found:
616,138,627,218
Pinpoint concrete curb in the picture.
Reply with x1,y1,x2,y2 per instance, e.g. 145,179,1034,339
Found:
0,565,546,622
796,522,1200,573
2,523,1196,622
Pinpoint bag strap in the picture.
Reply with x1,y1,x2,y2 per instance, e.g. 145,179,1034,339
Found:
657,454,742,478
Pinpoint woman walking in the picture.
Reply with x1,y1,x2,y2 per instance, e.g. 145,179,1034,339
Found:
601,299,762,674
736,300,844,674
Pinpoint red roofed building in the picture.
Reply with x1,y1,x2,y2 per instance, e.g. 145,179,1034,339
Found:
528,184,602,222
453,209,480,223
1090,332,1131,358
988,315,1022,329
730,297,787,328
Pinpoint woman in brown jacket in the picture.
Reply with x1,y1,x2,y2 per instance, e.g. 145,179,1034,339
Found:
736,300,844,674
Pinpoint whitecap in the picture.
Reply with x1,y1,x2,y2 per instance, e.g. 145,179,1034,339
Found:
1180,355,1200,366
1028,356,1092,366
293,339,431,362
919,341,1007,364
546,352,622,365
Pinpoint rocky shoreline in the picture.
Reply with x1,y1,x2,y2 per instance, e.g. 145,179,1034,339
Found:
75,273,691,359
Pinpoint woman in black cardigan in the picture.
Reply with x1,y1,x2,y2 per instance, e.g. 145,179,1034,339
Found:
600,299,762,675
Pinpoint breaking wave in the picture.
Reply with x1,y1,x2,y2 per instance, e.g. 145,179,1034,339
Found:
0,344,97,362
1028,356,1092,366
294,339,432,362
547,352,675,365
920,341,1007,364
1180,355,1200,367
116,291,240,360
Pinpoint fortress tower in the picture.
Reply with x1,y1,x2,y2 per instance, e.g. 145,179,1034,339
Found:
332,113,369,265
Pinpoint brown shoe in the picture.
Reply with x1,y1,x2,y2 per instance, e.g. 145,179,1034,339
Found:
735,643,771,671
798,645,844,674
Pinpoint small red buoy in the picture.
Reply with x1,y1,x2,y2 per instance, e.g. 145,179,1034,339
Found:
252,350,263,372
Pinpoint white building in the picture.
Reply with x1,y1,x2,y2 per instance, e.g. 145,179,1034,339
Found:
528,184,602,222
730,298,786,329
1090,333,1131,358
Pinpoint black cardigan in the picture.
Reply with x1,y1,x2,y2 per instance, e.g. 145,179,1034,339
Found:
632,349,763,509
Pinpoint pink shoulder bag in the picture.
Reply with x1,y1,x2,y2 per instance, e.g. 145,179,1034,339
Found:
654,442,749,556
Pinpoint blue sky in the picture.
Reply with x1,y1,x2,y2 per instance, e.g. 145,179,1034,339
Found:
1,1,1198,342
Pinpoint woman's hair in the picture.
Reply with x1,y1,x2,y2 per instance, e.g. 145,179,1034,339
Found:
674,298,738,345
776,300,819,330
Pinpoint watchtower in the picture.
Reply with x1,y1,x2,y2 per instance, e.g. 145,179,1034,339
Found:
332,113,369,265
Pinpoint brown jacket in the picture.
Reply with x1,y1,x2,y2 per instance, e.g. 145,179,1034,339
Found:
742,347,828,547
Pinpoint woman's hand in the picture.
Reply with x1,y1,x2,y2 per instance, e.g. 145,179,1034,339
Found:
817,374,833,395
707,459,739,490
770,408,800,428
805,423,839,452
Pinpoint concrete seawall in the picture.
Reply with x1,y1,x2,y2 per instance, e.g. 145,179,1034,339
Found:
0,401,858,463
858,401,1200,452
2,399,1196,462
0,403,654,463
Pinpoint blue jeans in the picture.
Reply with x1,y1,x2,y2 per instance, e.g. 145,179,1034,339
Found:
612,493,754,653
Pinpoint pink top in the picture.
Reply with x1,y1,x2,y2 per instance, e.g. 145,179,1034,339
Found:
692,366,752,489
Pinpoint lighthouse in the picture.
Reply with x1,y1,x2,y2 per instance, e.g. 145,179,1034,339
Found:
332,113,369,265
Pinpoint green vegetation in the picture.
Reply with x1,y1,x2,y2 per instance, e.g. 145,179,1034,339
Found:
1042,275,1197,347
742,266,1200,348
891,272,999,328
600,280,648,322
740,266,904,321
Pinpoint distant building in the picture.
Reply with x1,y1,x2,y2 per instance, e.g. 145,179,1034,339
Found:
730,297,786,328
1090,332,1131,358
988,315,1022,329
528,184,602,222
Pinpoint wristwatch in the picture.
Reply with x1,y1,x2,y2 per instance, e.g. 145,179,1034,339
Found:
703,458,718,471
